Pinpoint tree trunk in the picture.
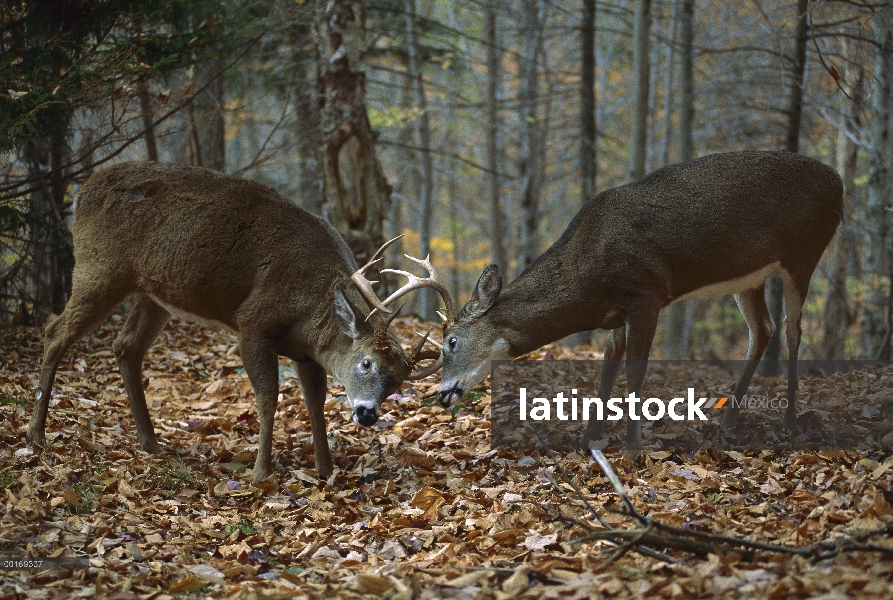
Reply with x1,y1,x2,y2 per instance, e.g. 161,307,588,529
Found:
862,3,893,359
660,0,679,167
383,57,416,301
518,0,545,274
678,0,694,164
564,0,598,348
629,0,651,181
821,63,862,360
25,107,72,316
580,0,597,203
663,0,694,359
449,173,461,303
407,0,436,320
486,1,507,273
763,0,808,372
192,59,227,172
140,83,159,162
294,51,324,215
315,0,392,265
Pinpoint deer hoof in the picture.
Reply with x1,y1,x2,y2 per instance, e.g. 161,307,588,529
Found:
141,440,166,454
621,448,643,464
25,429,46,448
721,411,738,430
783,413,797,432
252,467,274,483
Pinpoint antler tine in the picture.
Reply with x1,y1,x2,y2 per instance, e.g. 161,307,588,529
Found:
406,329,443,380
385,303,405,327
415,332,442,350
350,234,404,314
360,234,403,275
379,253,456,321
411,329,432,361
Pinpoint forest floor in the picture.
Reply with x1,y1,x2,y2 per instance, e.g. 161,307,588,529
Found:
0,314,892,599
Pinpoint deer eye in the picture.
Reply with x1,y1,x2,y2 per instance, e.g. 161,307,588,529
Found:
361,359,372,370
448,337,457,350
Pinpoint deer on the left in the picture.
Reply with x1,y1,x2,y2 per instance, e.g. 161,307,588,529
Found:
26,162,449,481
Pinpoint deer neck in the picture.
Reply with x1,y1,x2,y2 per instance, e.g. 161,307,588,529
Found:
489,248,605,355
301,284,354,372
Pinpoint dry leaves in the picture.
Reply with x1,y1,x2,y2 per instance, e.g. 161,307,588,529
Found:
0,314,891,598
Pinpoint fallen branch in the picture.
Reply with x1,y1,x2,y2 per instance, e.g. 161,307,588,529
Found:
581,448,893,562
526,421,674,563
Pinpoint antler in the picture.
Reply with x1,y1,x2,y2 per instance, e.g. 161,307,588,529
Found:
379,254,456,323
349,237,450,380
407,329,443,380
350,235,404,315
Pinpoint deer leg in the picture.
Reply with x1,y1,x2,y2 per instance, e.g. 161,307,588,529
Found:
238,333,280,482
622,306,661,455
112,294,170,453
782,275,806,431
583,325,626,446
722,284,774,429
27,283,127,448
296,360,333,479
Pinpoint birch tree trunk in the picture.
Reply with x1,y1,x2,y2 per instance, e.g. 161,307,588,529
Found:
315,0,391,265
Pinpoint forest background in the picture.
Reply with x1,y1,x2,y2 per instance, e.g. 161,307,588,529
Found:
2,0,893,363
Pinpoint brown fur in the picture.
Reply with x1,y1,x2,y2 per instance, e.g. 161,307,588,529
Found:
27,162,411,481
440,151,844,450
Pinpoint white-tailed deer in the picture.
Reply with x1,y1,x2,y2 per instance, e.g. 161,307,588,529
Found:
26,162,448,481
436,151,843,450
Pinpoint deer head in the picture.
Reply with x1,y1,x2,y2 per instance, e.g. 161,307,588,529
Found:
343,235,453,425
438,264,508,407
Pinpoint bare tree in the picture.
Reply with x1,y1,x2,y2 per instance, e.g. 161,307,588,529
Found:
407,0,436,320
518,0,546,274
862,2,893,358
315,0,391,264
763,0,809,372
662,0,694,360
293,48,324,215
139,83,159,162
192,59,227,171
629,0,652,180
487,0,507,273
821,60,862,360
564,0,599,348
581,0,597,202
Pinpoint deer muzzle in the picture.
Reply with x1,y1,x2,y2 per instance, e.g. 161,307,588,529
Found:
352,401,379,427
439,382,463,407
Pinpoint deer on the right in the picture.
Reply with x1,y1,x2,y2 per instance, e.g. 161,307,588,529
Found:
435,151,843,451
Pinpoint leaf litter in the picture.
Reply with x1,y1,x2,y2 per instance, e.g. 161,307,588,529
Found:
0,313,891,598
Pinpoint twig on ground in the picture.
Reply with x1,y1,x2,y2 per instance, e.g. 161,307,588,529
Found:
584,448,892,561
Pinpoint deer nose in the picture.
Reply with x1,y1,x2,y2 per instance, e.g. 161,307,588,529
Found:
353,404,378,427
439,385,463,407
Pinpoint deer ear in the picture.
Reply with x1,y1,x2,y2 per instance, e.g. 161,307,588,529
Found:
462,265,502,319
333,285,361,340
